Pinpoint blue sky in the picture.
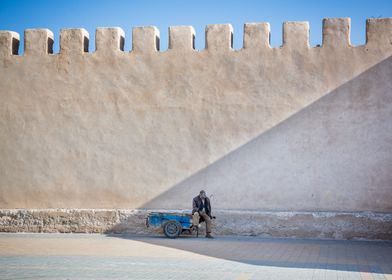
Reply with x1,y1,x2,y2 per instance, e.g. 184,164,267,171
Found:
0,0,391,53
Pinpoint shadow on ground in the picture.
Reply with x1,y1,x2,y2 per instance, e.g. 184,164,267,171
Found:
105,233,392,274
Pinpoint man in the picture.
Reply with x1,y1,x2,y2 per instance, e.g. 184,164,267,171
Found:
192,190,214,238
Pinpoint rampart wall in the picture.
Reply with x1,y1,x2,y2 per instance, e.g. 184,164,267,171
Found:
1,18,391,238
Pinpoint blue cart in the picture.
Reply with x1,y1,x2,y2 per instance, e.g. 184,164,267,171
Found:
146,211,199,238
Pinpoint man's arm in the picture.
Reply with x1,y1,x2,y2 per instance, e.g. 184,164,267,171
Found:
192,197,199,214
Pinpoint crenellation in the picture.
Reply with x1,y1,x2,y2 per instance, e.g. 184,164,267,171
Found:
60,28,89,54
322,18,351,48
95,27,125,53
24,29,54,55
0,18,391,57
0,31,19,56
132,26,160,53
168,26,196,51
366,18,392,47
243,22,270,49
283,21,310,49
205,24,233,52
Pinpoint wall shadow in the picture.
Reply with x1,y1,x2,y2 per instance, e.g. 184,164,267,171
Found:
106,55,392,271
137,55,392,213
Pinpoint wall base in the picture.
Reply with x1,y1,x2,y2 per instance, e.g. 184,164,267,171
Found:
1,209,391,240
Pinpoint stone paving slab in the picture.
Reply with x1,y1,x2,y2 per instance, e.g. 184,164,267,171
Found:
0,233,391,279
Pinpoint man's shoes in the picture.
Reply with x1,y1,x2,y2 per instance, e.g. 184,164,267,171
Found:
205,233,214,239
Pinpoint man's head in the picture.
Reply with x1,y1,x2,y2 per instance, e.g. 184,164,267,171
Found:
199,190,207,199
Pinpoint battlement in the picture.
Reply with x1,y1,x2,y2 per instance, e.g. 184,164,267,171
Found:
0,17,391,57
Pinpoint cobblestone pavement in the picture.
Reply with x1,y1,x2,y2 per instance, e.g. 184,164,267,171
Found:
0,233,391,280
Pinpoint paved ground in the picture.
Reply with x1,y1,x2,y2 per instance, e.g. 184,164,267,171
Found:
0,233,391,280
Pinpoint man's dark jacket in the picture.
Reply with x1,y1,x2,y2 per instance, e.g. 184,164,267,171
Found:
192,195,212,219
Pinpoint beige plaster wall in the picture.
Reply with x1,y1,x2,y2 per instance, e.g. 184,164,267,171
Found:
0,18,391,212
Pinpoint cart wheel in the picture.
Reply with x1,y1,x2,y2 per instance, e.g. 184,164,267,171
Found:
163,220,182,238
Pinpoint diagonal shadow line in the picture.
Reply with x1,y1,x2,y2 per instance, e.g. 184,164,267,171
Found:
137,54,392,213
107,55,392,271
